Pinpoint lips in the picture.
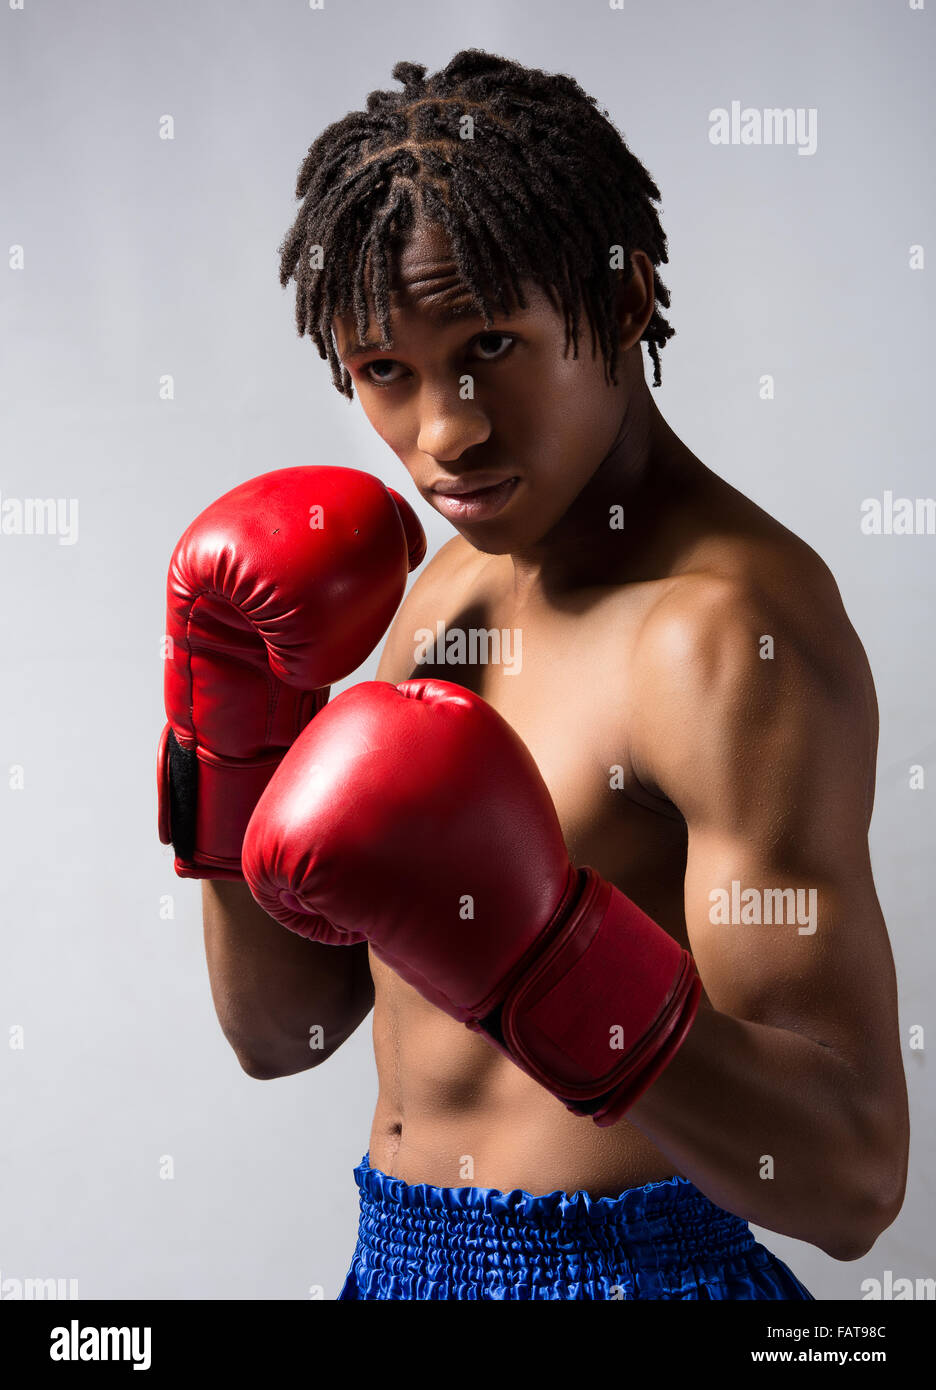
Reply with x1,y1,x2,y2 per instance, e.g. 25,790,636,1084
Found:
430,476,520,522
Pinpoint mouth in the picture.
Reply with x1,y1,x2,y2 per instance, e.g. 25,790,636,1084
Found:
429,475,520,522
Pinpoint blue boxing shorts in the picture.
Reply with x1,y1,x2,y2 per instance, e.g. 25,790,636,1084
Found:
337,1152,814,1300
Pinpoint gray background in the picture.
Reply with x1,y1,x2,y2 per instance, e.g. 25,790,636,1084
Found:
0,0,931,1300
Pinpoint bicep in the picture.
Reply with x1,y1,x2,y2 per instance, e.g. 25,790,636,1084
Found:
682,821,897,1083
638,587,898,1079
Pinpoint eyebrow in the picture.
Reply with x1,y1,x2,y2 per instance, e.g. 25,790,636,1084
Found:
338,300,509,361
340,337,398,361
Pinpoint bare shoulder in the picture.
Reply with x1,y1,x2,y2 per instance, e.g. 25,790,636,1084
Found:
637,522,873,699
377,532,489,682
629,521,879,814
415,531,485,590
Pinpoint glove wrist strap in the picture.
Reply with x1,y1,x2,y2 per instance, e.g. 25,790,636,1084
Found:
472,867,701,1124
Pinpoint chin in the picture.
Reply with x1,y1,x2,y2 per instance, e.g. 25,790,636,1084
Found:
452,519,540,555
456,532,512,556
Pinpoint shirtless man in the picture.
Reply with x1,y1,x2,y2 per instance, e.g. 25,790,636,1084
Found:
168,52,908,1299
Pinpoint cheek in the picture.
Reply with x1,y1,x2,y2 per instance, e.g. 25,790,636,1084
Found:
358,394,387,440
518,373,614,488
358,395,408,460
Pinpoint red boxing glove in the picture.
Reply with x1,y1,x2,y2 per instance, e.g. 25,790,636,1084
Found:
242,679,701,1125
157,467,425,901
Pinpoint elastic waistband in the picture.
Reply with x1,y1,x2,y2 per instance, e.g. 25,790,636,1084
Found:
352,1152,756,1262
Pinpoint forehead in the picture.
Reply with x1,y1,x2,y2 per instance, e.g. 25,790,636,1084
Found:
332,217,556,352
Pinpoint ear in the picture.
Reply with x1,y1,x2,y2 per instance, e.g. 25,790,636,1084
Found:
614,250,656,351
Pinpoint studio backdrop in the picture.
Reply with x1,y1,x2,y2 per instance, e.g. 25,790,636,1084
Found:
0,0,931,1302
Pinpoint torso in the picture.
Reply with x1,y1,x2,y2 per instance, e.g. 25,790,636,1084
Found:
367,545,699,1196
366,463,847,1197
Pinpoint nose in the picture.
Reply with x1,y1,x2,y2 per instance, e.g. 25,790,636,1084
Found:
416,388,491,463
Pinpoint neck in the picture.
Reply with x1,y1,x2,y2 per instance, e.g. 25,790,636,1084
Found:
507,380,691,603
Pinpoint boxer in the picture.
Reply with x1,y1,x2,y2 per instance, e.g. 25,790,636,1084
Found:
169,50,908,1299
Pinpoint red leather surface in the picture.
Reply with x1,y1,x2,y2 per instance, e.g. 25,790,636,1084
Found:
243,677,700,1114
159,466,425,886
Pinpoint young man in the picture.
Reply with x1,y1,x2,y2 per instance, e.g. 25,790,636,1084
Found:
171,50,908,1299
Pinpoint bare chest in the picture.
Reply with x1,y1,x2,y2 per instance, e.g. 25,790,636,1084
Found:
404,595,688,932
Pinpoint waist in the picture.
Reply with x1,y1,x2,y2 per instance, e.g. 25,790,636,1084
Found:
341,1152,815,1299
370,1097,680,1195
352,1150,755,1263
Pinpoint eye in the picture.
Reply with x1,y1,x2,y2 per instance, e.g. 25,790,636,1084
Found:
473,331,515,362
363,358,407,387
359,332,516,388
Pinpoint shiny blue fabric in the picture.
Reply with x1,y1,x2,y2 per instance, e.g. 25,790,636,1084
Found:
337,1152,814,1300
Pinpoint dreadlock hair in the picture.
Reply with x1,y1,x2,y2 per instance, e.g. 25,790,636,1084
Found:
277,48,675,399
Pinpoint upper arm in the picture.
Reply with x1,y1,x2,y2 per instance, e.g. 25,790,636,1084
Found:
376,534,472,684
632,576,903,1100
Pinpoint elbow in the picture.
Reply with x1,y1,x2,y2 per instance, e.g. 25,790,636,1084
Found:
227,1027,341,1078
218,1025,290,1079
235,1051,289,1081
819,1193,901,1262
818,1139,908,1263
226,1033,324,1080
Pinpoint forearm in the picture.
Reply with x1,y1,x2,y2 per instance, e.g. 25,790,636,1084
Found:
202,880,373,1076
625,1004,903,1259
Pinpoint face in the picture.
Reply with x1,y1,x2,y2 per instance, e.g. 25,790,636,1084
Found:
332,219,640,554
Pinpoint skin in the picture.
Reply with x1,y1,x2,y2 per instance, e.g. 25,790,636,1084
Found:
203,217,908,1261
